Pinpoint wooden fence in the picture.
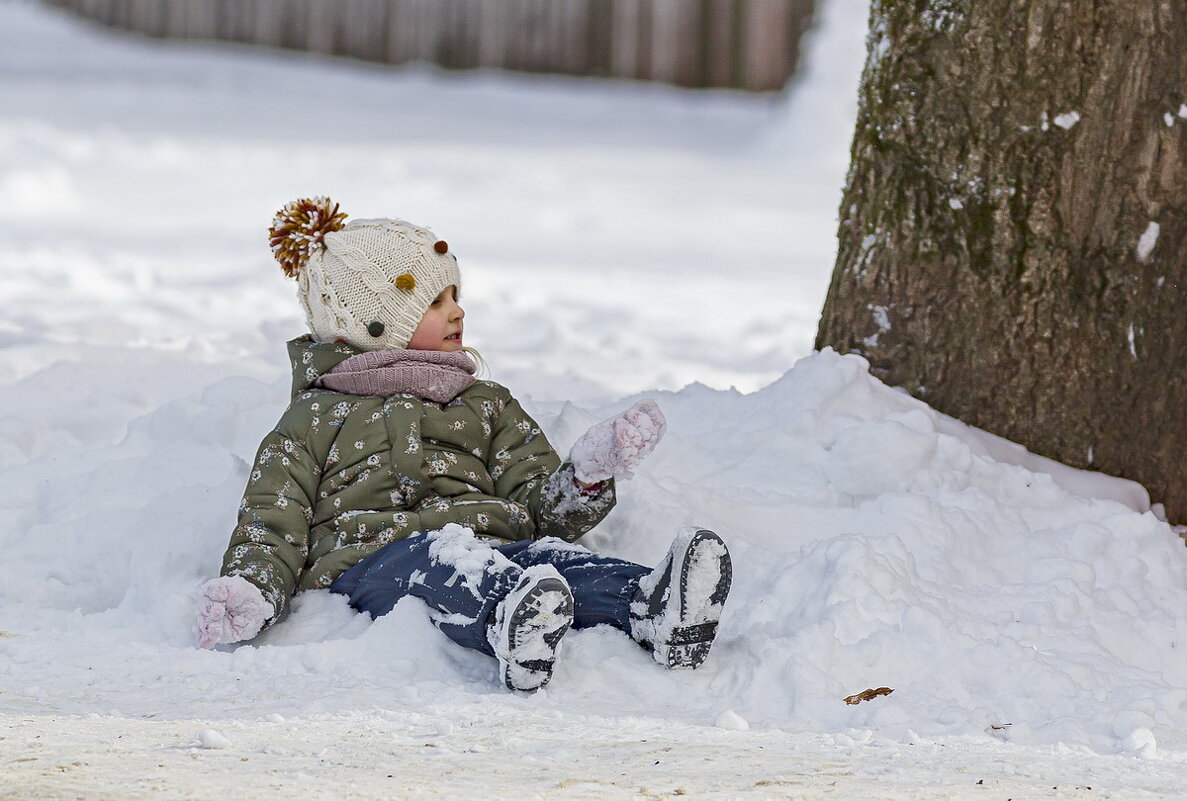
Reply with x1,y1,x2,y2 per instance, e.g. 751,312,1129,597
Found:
40,0,815,92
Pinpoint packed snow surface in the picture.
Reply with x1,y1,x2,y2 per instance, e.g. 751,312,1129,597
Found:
3,0,1187,797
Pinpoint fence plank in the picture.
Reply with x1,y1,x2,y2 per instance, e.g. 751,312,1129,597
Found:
385,0,412,65
475,0,504,68
651,0,702,86
702,0,736,87
586,0,612,78
608,0,639,80
742,0,794,91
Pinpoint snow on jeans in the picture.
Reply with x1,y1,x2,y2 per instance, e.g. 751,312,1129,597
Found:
330,526,649,656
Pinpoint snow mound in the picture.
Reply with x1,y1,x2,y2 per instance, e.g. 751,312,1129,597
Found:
3,0,1186,765
3,347,1186,756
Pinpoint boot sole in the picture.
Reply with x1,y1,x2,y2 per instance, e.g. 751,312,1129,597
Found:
495,573,574,692
640,529,733,669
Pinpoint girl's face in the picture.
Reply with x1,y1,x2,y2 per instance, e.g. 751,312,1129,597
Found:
407,285,465,351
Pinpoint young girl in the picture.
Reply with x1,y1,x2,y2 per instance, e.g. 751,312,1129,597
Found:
196,197,732,692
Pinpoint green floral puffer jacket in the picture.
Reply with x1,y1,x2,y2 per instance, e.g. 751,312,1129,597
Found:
220,337,616,628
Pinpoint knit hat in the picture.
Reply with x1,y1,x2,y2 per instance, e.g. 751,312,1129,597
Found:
268,197,461,351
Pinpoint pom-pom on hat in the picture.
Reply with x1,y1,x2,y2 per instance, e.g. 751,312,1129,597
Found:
269,197,461,351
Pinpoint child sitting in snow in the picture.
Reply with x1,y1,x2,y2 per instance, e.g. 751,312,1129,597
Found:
196,197,732,691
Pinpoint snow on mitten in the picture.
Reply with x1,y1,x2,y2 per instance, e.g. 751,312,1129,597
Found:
196,575,272,648
569,399,667,484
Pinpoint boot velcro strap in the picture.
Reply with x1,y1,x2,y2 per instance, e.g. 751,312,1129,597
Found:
668,622,718,646
516,659,556,672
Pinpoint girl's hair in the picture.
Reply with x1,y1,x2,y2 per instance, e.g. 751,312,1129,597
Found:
463,346,488,378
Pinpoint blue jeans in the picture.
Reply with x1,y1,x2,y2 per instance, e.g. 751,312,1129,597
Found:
330,528,649,657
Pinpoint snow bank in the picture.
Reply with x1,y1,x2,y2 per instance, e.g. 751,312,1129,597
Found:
3,0,1187,765
3,345,1186,757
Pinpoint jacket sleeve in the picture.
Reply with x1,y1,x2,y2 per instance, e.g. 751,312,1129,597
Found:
219,412,322,629
489,394,616,542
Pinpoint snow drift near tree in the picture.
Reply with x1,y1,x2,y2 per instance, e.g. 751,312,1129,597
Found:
2,345,1185,758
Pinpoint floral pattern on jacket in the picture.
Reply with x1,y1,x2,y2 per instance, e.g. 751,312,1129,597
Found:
220,336,616,628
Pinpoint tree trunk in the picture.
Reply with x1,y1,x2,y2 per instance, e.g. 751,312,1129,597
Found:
816,0,1187,520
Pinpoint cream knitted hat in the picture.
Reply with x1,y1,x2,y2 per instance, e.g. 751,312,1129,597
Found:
269,197,461,351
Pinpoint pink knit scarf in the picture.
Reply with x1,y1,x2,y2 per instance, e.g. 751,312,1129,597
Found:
315,349,477,403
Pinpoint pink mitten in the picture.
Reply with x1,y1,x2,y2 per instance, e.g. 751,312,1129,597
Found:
196,576,272,649
570,399,667,484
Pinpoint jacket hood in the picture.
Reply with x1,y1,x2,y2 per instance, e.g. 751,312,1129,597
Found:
287,335,361,398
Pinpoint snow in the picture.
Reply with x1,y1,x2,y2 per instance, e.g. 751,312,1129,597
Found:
3,0,1187,797
714,709,750,731
1137,221,1160,262
197,728,235,750
1052,111,1081,130
863,303,892,348
426,524,518,602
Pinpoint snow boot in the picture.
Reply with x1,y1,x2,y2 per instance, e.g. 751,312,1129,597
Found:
488,565,574,692
629,528,732,669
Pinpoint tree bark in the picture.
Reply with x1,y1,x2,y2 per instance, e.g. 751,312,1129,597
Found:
816,0,1187,520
